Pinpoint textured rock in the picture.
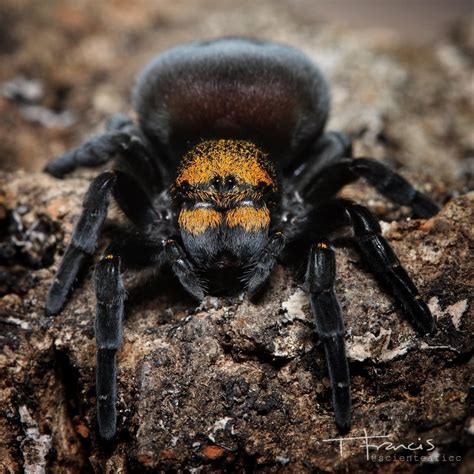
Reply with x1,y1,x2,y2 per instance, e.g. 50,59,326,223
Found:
1,1,473,472
1,175,472,472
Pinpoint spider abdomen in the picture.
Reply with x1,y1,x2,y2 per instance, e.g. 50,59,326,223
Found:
133,37,330,165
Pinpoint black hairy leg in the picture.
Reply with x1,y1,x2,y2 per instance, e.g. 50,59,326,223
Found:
46,139,168,317
345,201,436,333
44,114,138,178
348,158,439,218
244,232,286,297
313,198,436,334
304,239,350,432
95,249,124,441
46,171,116,316
292,132,439,219
94,237,166,440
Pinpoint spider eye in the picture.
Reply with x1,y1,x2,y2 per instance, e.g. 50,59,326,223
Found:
225,176,236,189
257,181,270,192
211,176,221,190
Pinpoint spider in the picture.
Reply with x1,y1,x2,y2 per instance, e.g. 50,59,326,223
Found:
44,37,439,440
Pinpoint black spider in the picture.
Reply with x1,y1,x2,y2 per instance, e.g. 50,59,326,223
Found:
44,37,439,440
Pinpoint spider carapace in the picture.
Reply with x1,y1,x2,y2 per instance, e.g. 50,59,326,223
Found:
45,38,439,440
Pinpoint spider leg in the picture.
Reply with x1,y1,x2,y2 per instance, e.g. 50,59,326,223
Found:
304,238,351,432
243,232,286,297
349,158,440,218
345,201,436,334
44,131,130,178
289,131,353,196
94,237,166,440
105,112,134,132
44,114,140,178
290,131,439,218
46,136,169,317
46,171,116,316
94,250,124,441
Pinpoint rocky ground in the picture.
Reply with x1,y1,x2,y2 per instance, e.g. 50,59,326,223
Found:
1,1,473,472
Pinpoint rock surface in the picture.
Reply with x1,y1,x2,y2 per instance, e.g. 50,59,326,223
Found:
1,1,473,472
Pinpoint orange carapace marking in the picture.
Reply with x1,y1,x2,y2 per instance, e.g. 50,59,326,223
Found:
175,139,275,190
175,139,275,235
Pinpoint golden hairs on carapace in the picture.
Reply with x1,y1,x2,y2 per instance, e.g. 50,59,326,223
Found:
175,139,276,190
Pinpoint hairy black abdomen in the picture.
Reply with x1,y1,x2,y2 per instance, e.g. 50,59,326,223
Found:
133,38,330,168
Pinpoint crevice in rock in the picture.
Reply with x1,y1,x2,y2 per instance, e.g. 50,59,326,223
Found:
52,348,94,472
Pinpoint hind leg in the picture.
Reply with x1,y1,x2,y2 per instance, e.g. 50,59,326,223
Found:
44,114,141,178
288,131,439,218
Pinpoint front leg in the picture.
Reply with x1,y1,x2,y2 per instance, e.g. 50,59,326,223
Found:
303,198,436,433
93,236,170,440
304,239,351,432
95,250,125,441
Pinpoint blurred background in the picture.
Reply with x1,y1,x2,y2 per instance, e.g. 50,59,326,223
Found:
0,0,472,179
294,0,473,42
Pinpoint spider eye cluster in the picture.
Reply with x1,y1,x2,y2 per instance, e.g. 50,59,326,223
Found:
211,175,237,192
173,138,277,199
